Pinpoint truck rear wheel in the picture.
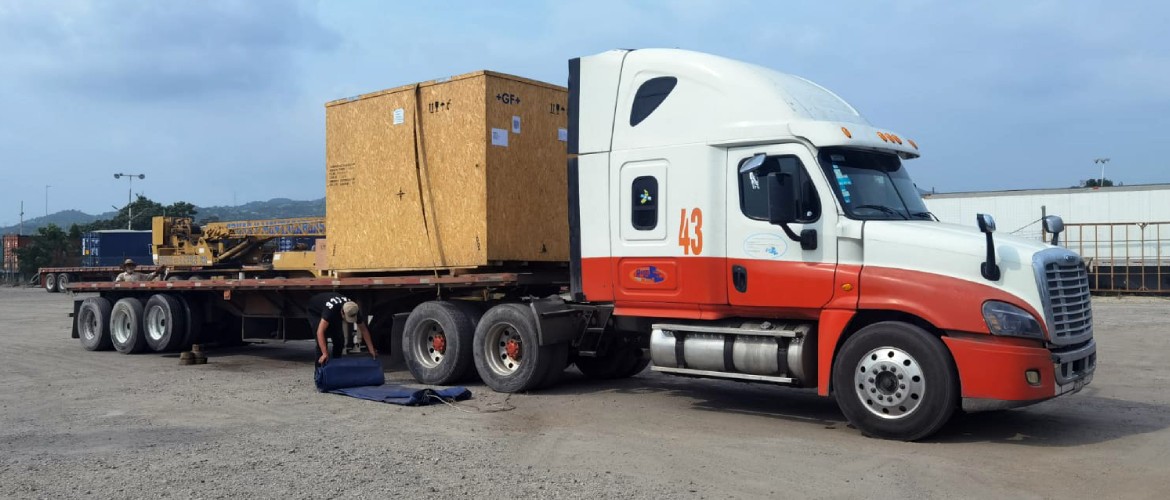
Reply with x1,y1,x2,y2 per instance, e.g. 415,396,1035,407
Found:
144,294,187,352
44,273,57,293
57,273,70,291
110,297,148,354
77,297,113,351
402,301,480,385
832,321,958,441
473,303,565,393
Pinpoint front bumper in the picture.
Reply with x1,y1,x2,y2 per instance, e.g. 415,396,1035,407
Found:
943,334,1096,405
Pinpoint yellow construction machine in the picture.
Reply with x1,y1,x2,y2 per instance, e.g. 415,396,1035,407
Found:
151,216,326,279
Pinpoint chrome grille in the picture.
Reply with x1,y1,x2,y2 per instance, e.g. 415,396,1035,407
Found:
1041,254,1093,345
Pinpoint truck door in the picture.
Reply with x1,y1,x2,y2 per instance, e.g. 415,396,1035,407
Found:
725,144,838,314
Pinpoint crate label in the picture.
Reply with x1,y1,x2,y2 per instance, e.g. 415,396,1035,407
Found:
558,128,568,142
392,108,405,125
327,163,357,187
491,128,509,147
512,116,521,134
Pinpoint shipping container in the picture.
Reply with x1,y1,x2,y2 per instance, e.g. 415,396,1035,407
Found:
3,234,31,274
324,71,570,273
81,230,153,267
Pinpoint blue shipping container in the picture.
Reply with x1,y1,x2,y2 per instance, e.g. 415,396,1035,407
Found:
81,230,153,267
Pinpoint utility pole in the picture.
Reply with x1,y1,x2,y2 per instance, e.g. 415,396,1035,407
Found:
19,201,24,236
113,173,146,230
44,185,50,218
1093,158,1110,187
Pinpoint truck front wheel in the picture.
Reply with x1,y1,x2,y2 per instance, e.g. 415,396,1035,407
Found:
832,321,958,441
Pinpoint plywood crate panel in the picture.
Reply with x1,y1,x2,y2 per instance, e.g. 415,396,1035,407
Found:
325,71,569,272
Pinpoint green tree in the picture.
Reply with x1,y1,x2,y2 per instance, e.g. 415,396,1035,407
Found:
1083,178,1116,188
16,224,81,274
81,196,199,231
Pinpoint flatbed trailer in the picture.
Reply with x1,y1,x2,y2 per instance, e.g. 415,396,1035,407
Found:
40,265,159,293
70,271,571,369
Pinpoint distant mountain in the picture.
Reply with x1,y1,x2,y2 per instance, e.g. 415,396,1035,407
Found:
0,198,325,235
193,198,325,223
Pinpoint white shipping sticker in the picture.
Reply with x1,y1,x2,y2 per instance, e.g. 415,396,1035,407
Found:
491,128,509,147
557,128,568,142
512,116,521,134
392,108,405,125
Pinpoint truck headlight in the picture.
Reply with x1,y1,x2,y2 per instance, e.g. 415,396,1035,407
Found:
982,301,1044,339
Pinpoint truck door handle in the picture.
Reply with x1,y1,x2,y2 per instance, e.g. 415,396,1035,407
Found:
732,265,747,293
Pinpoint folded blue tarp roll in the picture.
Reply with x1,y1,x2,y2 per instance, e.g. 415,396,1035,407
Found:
314,356,471,406
315,357,385,391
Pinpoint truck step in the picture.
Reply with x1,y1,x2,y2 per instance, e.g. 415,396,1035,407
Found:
652,366,796,385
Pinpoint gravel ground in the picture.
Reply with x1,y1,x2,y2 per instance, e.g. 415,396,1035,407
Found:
2,287,1169,499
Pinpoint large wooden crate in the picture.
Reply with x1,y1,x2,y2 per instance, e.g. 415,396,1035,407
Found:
325,71,569,272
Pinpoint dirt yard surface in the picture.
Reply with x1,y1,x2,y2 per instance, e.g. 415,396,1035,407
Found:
1,287,1168,499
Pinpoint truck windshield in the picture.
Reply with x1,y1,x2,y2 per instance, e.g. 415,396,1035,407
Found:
818,148,931,221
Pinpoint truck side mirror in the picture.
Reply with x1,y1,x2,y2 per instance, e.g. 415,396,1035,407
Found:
1043,215,1064,246
765,172,798,225
976,213,1001,281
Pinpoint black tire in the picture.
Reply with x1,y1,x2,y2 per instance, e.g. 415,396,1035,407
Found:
832,321,958,441
143,294,187,352
402,301,480,385
44,273,58,293
77,297,114,351
536,342,570,389
473,303,564,393
179,296,203,350
110,297,148,354
57,273,70,291
576,345,647,380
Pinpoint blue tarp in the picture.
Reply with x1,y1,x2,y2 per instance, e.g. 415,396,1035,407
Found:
314,356,470,406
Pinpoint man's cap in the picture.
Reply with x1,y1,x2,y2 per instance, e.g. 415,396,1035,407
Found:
341,301,360,323
122,259,138,268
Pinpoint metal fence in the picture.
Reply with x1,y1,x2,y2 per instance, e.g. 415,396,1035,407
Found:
1060,222,1170,293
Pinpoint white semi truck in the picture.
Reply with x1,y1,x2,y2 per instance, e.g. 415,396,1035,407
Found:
71,49,1095,440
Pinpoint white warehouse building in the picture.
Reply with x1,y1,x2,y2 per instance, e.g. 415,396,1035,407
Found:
924,184,1170,292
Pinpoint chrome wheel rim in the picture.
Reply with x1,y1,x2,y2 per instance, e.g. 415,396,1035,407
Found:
484,322,523,376
145,306,166,342
413,320,446,368
80,308,98,342
112,309,133,345
854,346,926,419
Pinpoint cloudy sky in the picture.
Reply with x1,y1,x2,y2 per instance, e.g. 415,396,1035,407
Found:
2,0,1167,226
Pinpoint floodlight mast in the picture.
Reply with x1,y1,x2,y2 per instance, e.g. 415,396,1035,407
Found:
113,173,146,230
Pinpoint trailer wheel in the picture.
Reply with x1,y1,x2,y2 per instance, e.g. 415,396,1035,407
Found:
57,273,71,291
110,297,148,354
473,303,564,393
44,273,58,293
180,296,203,350
402,301,480,385
77,297,113,351
144,294,187,352
832,321,958,441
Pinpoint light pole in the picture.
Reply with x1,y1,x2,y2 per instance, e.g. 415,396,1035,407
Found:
113,173,146,230
44,185,50,218
1093,158,1110,187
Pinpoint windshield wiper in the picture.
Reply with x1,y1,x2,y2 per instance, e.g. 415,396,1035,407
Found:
910,211,939,221
854,204,909,220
